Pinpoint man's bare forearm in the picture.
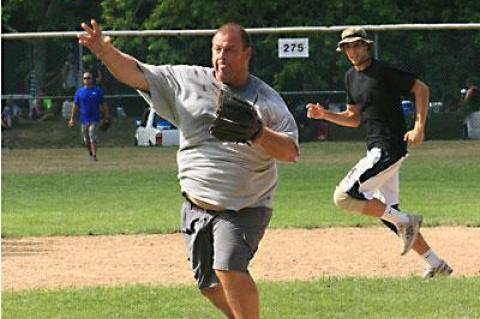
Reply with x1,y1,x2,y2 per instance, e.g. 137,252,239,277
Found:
96,46,149,91
323,109,360,128
412,80,429,131
78,20,149,91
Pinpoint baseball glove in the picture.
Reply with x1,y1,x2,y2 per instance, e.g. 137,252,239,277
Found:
209,89,263,143
99,118,112,132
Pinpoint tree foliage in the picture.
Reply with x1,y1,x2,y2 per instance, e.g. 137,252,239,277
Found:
2,0,479,106
2,0,103,94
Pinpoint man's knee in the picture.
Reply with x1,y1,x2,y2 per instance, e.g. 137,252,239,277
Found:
333,187,366,213
200,284,221,298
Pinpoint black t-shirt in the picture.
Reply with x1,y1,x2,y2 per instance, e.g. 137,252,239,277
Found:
345,59,416,157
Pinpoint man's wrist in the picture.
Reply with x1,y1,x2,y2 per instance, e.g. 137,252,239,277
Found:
252,127,265,144
414,123,425,131
323,110,330,120
96,44,113,60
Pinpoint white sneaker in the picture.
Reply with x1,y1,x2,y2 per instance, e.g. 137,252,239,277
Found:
397,214,422,256
422,260,453,278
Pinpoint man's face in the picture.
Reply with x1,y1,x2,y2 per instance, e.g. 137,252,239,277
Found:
211,29,251,87
342,41,370,67
83,73,93,87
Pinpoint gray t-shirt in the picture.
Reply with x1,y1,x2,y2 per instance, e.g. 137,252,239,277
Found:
138,62,298,210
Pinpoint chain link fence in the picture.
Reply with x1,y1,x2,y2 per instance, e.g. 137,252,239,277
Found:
2,25,479,140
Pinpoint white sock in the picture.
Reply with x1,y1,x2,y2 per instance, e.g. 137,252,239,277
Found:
423,249,442,268
381,206,409,224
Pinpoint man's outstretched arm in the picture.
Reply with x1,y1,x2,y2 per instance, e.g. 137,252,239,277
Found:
78,19,149,91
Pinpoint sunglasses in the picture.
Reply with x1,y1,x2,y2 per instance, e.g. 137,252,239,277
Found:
83,77,92,80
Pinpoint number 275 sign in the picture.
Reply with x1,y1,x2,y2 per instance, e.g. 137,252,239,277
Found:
278,38,309,58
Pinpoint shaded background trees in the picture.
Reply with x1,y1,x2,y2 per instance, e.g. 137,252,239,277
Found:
2,0,479,109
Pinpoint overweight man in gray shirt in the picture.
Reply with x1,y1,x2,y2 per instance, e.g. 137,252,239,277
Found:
79,20,299,319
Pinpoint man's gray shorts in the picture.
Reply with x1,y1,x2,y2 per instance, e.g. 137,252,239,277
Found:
180,201,272,289
81,123,99,143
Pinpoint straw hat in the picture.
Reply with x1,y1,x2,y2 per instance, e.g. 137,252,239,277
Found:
336,27,374,52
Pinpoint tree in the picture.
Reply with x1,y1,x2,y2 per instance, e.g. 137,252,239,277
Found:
3,0,478,107
2,1,102,95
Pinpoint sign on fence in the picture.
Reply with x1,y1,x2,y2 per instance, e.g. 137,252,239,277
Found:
278,38,309,58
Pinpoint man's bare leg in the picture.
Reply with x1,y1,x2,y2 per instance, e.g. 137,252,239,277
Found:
363,198,430,254
215,270,260,319
339,194,450,275
201,285,234,319
84,139,92,156
90,142,97,160
411,232,429,254
362,198,388,217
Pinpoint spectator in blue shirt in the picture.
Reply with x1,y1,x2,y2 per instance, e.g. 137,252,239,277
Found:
69,71,108,161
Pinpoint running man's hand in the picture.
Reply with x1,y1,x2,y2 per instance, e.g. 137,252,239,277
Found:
404,127,425,145
306,103,327,119
77,19,112,59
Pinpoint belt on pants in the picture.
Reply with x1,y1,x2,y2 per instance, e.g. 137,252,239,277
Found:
182,193,234,213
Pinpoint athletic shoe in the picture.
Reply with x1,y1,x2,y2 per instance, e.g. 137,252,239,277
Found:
397,214,423,256
90,155,98,161
422,260,453,278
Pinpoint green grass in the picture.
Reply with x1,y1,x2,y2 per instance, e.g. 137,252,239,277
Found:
3,278,479,319
2,147,181,237
2,141,480,318
3,141,480,237
274,141,480,228
1,116,139,149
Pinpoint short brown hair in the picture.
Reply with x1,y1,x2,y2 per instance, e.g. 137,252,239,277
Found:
214,23,252,48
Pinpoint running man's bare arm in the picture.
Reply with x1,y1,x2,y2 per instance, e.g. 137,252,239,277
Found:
404,79,430,145
306,102,361,128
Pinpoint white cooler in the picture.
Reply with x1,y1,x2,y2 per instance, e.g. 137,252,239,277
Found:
465,111,480,139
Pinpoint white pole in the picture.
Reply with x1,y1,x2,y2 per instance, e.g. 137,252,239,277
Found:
2,23,480,40
78,43,83,89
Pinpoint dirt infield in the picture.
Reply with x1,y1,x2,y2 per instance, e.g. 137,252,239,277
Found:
2,227,479,291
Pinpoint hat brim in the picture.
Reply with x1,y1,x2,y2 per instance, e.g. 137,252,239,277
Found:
336,37,374,52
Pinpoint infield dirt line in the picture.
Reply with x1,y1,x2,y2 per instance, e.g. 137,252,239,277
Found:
2,227,479,291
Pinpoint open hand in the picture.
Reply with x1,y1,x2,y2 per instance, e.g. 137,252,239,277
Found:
77,19,112,58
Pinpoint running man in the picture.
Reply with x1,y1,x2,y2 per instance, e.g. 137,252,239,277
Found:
307,27,452,278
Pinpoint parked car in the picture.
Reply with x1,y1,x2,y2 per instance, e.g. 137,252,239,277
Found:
135,108,179,146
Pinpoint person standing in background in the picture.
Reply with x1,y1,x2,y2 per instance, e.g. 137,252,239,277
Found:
62,53,78,97
456,78,479,139
24,68,38,120
69,71,108,161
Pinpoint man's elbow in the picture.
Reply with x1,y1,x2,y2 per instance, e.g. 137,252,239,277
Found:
351,120,361,128
345,117,361,128
414,79,430,95
421,82,430,96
